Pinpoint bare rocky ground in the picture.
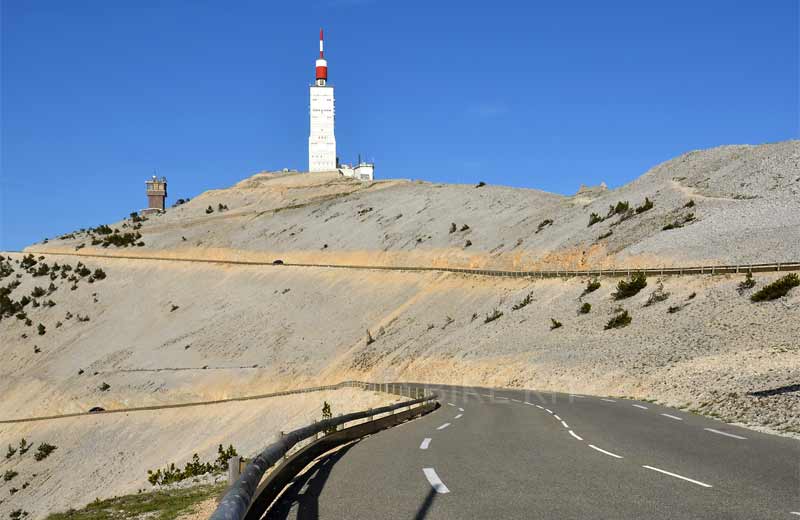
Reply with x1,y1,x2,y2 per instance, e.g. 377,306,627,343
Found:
2,140,799,517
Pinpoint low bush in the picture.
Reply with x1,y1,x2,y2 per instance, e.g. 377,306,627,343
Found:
643,283,670,306
449,222,457,234
6,444,17,459
737,272,756,294
750,274,800,302
684,199,695,208
662,213,695,231
635,197,654,214
667,305,682,314
512,292,533,311
218,203,229,212
579,302,591,314
37,323,46,336
583,279,601,295
3,470,17,481
607,201,629,217
98,382,111,391
34,442,57,461
9,509,28,519
205,206,214,214
475,181,486,188
484,309,503,323
147,445,238,486
687,292,696,300
588,213,603,227
612,272,647,300
460,224,470,231
322,401,336,434
18,438,30,456
31,286,46,298
365,329,374,345
605,309,632,330
550,318,562,330
93,268,107,280
536,219,553,233
464,240,472,248
598,230,613,240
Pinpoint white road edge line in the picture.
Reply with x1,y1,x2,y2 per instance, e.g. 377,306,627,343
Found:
661,413,683,421
524,401,535,406
511,398,521,402
632,404,649,410
447,403,455,407
423,468,450,494
458,407,465,412
568,430,583,440
642,465,712,488
454,414,463,419
704,428,747,440
588,444,624,459
420,438,431,450
554,414,561,420
601,398,616,402
545,408,553,414
437,423,451,430
536,405,544,409
561,420,569,428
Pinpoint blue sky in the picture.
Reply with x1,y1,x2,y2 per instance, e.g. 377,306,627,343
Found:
1,0,797,250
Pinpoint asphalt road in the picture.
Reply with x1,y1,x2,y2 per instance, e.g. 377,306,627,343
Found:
262,384,799,519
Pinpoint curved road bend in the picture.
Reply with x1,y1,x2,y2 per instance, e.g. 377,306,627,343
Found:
261,384,799,519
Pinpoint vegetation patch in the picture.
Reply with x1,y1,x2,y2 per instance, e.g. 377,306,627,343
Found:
662,213,695,230
484,309,503,323
511,292,533,311
612,272,647,300
605,309,632,330
643,282,670,306
587,213,603,227
44,483,225,520
582,279,601,296
146,445,238,486
535,219,553,233
550,318,562,330
737,272,756,294
34,442,57,461
579,302,591,314
635,197,654,214
750,274,800,302
598,230,613,240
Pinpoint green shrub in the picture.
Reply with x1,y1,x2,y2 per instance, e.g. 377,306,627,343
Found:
598,230,613,240
605,310,632,330
512,292,533,311
583,279,601,295
464,240,472,248
147,445,239,486
484,309,503,323
449,222,457,234
460,224,470,231
667,305,682,314
99,382,111,391
750,274,800,302
3,470,17,481
33,442,57,461
93,268,107,280
37,323,46,336
365,329,374,345
94,225,113,235
643,283,670,306
588,213,603,227
607,201,629,217
737,272,756,294
31,286,46,298
6,444,17,459
550,318,562,330
536,219,553,233
579,302,591,314
635,197,654,214
322,401,336,434
612,272,647,300
205,205,214,214
9,509,28,520
662,213,695,231
18,438,30,455
684,199,695,208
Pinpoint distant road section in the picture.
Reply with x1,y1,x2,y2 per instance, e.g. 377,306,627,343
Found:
17,250,800,279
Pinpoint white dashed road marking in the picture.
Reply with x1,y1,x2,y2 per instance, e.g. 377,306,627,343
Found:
660,413,683,421
423,468,450,494
454,414,463,419
561,420,569,428
458,407,464,412
789,512,800,516
568,430,583,441
524,401,535,406
536,405,544,409
437,423,451,430
642,465,712,488
588,445,624,459
511,398,521,402
601,398,616,403
632,404,649,410
545,409,553,414
447,403,455,407
553,414,561,420
704,428,747,440
420,438,431,450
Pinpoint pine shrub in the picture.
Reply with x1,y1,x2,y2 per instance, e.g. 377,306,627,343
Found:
750,274,800,302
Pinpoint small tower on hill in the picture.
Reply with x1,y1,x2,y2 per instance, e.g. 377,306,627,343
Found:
145,175,167,212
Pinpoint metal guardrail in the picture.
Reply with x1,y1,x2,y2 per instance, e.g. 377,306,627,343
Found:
16,250,800,279
210,385,437,520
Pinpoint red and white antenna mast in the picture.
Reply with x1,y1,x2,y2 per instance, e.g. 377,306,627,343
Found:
315,28,328,85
